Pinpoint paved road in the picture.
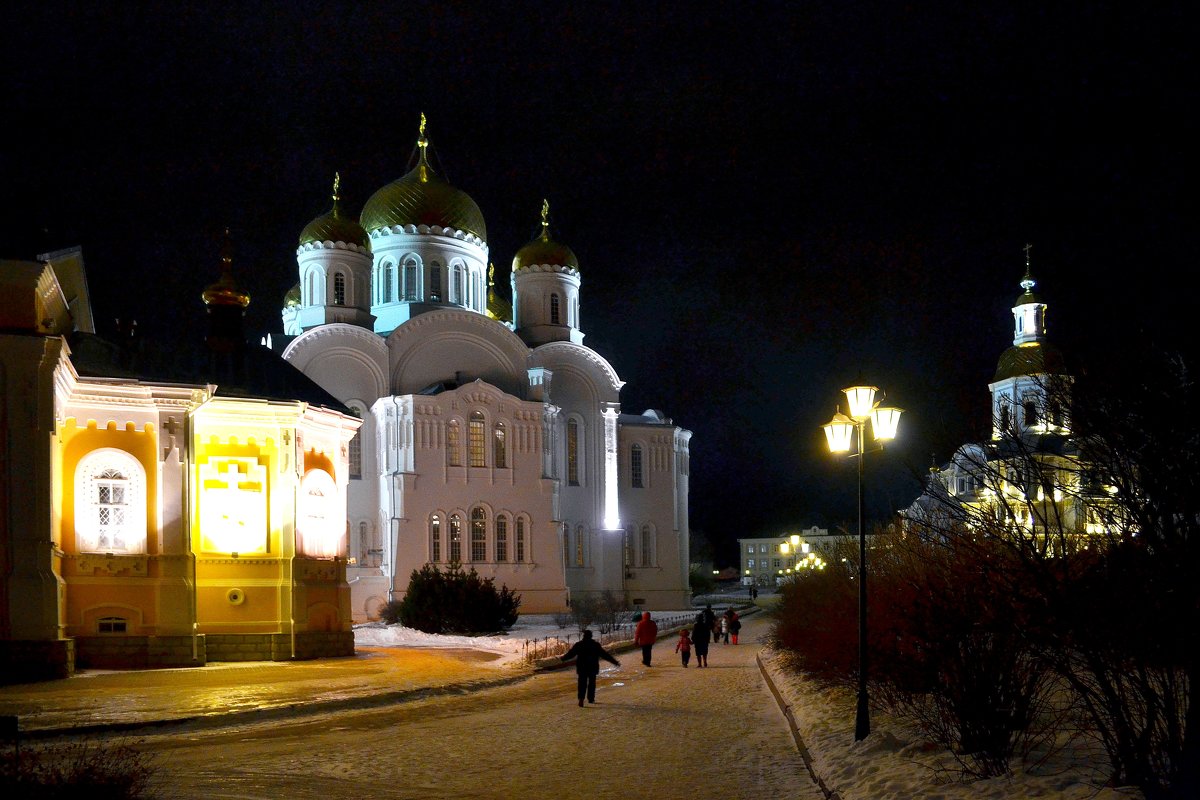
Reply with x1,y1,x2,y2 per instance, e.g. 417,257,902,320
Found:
137,615,820,799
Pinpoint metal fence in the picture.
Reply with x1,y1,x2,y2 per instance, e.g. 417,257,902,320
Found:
522,613,699,664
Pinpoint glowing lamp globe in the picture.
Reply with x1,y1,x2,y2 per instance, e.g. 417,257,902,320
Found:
843,385,878,421
822,412,855,453
871,406,903,441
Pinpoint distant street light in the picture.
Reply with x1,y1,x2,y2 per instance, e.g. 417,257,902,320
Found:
822,385,902,741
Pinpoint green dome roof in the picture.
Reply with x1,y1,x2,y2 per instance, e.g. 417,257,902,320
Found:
994,341,1066,382
298,195,370,249
360,149,486,242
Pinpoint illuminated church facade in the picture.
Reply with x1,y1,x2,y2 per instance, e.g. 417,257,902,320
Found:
275,125,692,619
1,248,361,682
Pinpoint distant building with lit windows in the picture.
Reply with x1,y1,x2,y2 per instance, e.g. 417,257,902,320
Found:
738,526,873,586
271,123,692,617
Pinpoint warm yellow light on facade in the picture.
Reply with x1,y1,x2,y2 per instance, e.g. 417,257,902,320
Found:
780,541,790,554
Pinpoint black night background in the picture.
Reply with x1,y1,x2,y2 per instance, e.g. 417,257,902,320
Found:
4,2,1195,566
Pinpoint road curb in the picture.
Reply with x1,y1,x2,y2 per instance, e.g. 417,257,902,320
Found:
756,652,841,800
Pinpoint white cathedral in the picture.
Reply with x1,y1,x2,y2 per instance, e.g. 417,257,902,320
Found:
273,124,692,619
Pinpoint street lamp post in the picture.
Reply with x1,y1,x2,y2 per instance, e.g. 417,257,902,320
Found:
822,385,901,741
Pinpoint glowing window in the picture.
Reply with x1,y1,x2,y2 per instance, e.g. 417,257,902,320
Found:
631,444,644,488
471,507,487,562
449,514,462,562
495,515,508,562
430,516,441,562
382,262,395,302
641,524,653,566
515,518,526,563
298,469,342,558
333,272,346,305
567,419,579,486
550,293,561,324
469,412,486,467
75,448,146,554
447,421,462,466
493,422,507,468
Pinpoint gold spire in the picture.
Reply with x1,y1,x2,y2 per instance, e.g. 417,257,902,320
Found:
488,262,495,286
416,113,431,183
540,198,550,235
1020,243,1036,293
332,172,341,202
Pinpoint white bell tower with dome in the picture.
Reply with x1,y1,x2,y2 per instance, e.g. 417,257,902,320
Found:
294,173,375,332
512,199,584,347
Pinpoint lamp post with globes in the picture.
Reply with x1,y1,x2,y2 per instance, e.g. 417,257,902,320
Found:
822,385,902,741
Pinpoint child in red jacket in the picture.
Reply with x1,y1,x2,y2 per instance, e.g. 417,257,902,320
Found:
675,628,692,668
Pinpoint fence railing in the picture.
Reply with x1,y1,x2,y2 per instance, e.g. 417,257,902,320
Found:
522,613,699,665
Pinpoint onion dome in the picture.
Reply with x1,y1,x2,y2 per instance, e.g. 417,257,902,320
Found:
512,199,578,270
283,282,301,308
485,263,513,323
299,173,370,249
202,229,250,308
360,115,487,242
994,341,1065,382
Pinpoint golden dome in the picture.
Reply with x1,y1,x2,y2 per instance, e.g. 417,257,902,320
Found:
202,230,250,308
485,263,512,323
360,122,486,242
512,199,578,270
299,173,370,249
994,341,1065,382
283,282,301,308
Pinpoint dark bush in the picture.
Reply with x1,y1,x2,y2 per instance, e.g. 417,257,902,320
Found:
392,562,521,634
0,738,157,798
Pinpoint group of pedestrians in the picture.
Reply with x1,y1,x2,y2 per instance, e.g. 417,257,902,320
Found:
560,606,746,704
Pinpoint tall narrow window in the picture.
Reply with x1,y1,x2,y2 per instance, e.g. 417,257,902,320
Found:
493,422,507,468
403,259,418,300
307,272,318,305
471,507,487,562
358,521,368,563
430,516,441,562
1024,399,1038,427
449,514,462,562
447,421,462,466
575,525,585,567
631,444,644,488
550,293,561,324
640,524,653,566
624,527,633,568
333,272,346,305
348,433,361,479
567,419,579,486
999,403,1011,432
562,523,571,568
382,262,394,302
515,517,526,563
495,515,508,562
469,411,486,467
429,264,442,301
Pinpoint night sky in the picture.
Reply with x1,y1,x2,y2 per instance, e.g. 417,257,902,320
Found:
5,3,1195,565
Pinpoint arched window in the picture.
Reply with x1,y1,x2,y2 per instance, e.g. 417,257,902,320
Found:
447,420,462,466
348,433,362,479
451,264,464,304
575,525,585,567
515,517,526,563
550,293,561,324
566,419,579,486
333,272,346,305
631,444,644,488
493,422,507,468
640,524,653,567
298,469,342,558
307,272,319,305
470,507,487,562
429,263,442,301
1024,399,1038,427
382,262,395,303
495,514,508,562
75,448,147,554
469,411,486,467
403,258,418,300
449,514,462,562
430,515,442,562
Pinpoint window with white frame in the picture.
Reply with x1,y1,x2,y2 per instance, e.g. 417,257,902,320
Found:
333,272,346,305
747,544,755,554
98,617,127,634
493,422,507,468
429,264,442,301
430,516,441,562
75,448,147,554
640,524,652,566
403,258,418,300
631,444,644,488
447,421,462,466
469,411,486,467
348,432,361,479
382,262,395,302
449,514,462,562
550,293,561,324
471,507,487,561
567,419,580,486
515,517,526,562
495,514,508,562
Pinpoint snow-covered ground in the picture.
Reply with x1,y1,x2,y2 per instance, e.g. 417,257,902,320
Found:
355,612,1145,800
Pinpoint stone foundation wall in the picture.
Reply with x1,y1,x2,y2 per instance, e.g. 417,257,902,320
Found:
75,635,205,669
0,639,75,684
205,631,354,662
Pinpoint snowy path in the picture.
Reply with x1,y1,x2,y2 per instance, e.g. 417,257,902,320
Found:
144,615,821,799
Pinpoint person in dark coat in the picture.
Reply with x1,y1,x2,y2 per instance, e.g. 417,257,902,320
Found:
702,604,718,644
634,611,658,666
691,613,710,667
560,629,620,706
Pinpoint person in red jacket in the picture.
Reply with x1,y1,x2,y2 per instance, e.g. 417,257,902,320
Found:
634,611,658,667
